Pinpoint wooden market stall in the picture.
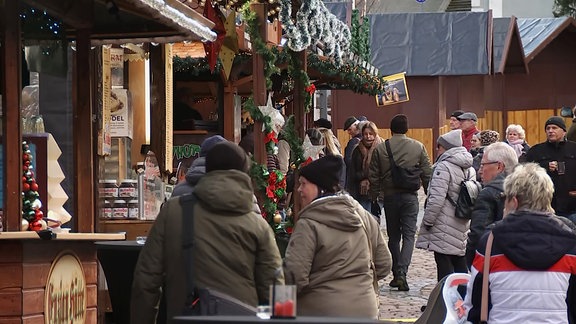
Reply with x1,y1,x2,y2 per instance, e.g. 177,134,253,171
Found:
0,0,217,322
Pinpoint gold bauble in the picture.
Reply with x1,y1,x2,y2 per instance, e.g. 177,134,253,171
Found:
273,213,282,224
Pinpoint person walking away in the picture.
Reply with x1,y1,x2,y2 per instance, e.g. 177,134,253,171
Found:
349,121,383,213
465,142,518,268
283,155,391,319
464,163,576,324
369,114,432,291
131,142,284,323
456,112,480,150
525,116,576,224
416,129,474,281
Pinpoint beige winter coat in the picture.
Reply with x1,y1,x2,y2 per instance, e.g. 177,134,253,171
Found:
284,194,391,318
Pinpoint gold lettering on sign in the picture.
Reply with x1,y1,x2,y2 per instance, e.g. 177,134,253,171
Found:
44,252,87,324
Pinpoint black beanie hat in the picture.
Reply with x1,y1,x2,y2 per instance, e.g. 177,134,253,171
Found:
299,155,343,193
390,114,408,134
314,118,333,130
206,142,250,173
545,116,566,132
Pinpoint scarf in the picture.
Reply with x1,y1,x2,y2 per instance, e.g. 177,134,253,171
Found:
358,136,383,178
507,139,524,157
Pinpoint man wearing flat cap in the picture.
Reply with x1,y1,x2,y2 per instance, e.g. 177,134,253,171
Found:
525,116,576,223
456,112,480,151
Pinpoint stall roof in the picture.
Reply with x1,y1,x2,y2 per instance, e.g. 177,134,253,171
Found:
369,11,490,76
493,16,527,74
22,0,217,44
517,17,576,63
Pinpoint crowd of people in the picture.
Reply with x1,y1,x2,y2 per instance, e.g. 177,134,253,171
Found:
129,108,576,323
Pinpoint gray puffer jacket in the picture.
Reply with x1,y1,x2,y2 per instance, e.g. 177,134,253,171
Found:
416,146,474,256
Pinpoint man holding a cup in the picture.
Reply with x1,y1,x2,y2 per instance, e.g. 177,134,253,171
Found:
525,116,576,224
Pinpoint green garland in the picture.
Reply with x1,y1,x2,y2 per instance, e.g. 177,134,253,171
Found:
288,51,313,113
351,9,371,62
308,53,386,95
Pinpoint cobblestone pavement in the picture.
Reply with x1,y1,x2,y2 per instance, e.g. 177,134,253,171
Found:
377,189,437,322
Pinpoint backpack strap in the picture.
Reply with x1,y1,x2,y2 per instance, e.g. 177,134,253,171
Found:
384,139,397,166
181,193,199,308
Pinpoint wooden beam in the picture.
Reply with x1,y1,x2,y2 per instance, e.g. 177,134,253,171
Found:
23,0,94,29
251,3,267,165
73,29,94,233
232,75,252,88
1,0,23,231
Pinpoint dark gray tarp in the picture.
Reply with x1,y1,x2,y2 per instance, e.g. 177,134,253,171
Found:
493,17,512,73
369,11,490,76
324,1,349,24
517,17,568,58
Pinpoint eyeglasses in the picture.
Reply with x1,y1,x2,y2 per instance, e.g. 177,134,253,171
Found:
480,161,499,168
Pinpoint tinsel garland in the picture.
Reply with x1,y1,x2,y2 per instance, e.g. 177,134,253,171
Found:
279,0,351,65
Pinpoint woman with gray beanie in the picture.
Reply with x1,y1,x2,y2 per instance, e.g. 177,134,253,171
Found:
283,155,391,319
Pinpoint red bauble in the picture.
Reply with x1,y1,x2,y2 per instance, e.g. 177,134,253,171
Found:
23,183,30,191
35,209,43,220
29,221,42,231
31,183,38,191
22,176,27,182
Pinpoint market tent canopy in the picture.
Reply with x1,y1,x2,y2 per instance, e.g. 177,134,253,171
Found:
21,0,217,44
369,11,490,76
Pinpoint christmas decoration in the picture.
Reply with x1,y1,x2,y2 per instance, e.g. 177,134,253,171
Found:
203,0,227,72
350,9,371,62
279,0,351,65
258,93,285,135
250,163,287,229
219,11,240,80
302,135,325,160
21,141,43,231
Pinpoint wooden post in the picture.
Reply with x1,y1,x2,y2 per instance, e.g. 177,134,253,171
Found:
1,0,23,231
290,51,308,220
251,3,267,165
73,29,95,232
149,44,168,175
223,84,240,143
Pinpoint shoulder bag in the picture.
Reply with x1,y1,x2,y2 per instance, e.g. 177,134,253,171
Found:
385,139,422,191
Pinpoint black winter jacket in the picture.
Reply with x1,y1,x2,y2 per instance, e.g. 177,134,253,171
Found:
525,139,576,216
465,172,506,267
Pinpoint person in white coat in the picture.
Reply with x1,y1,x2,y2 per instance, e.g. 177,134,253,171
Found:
416,129,475,281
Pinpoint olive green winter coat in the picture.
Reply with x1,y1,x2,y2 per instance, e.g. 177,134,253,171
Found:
131,170,283,324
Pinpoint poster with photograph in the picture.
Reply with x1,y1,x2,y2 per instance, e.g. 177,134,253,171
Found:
375,72,409,106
